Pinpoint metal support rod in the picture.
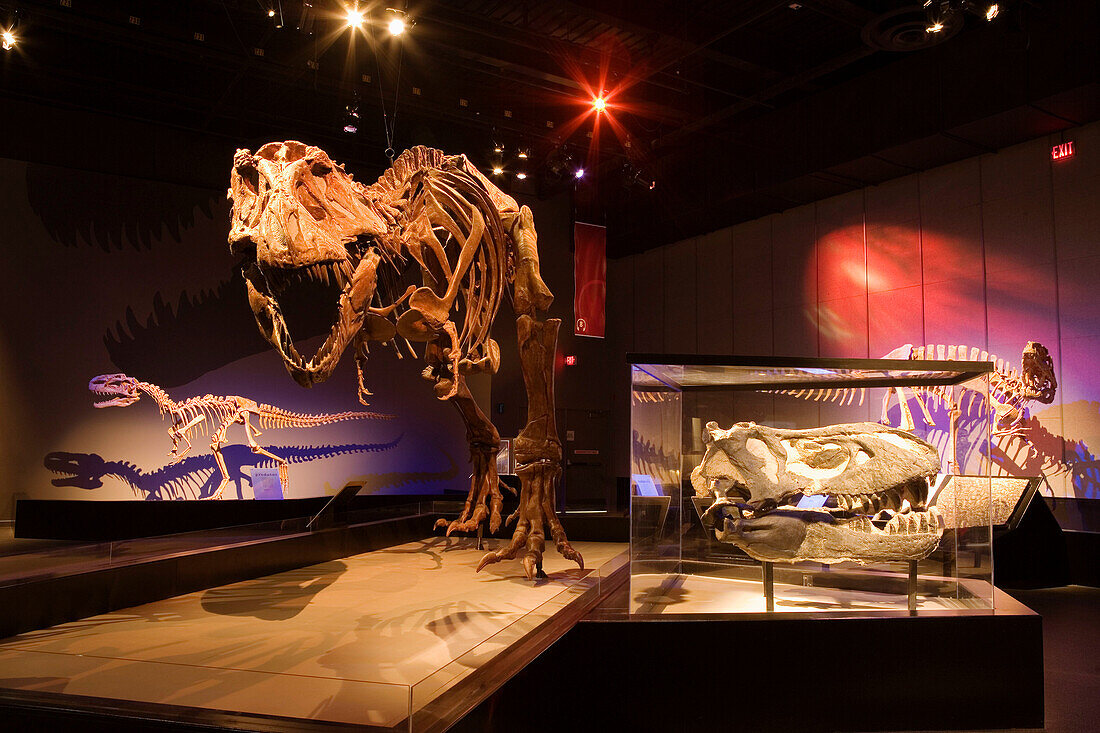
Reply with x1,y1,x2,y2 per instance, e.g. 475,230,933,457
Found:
908,560,918,613
763,562,774,612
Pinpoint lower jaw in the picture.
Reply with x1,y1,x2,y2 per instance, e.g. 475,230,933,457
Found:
716,509,943,564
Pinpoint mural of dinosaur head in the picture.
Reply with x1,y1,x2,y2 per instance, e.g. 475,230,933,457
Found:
89,373,142,408
1021,341,1057,404
227,141,402,387
693,421,944,564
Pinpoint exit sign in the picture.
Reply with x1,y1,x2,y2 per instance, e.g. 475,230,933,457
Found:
1052,141,1076,161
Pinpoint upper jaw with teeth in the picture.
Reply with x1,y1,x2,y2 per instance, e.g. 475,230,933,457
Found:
244,257,366,382
694,421,944,564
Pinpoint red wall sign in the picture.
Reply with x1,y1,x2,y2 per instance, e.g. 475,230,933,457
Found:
1051,141,1075,161
574,222,606,338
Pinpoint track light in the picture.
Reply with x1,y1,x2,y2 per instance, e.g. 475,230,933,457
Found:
1,29,14,51
492,166,503,176
517,148,529,159
574,168,585,179
515,171,527,180
622,162,655,191
592,95,607,113
343,102,360,134
345,6,365,29
268,8,276,18
924,0,1003,33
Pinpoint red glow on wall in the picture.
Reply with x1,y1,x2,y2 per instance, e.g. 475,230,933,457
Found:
1051,141,1075,161
564,355,577,366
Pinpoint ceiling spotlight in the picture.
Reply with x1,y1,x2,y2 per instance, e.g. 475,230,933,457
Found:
345,7,365,29
574,168,585,179
1,29,15,51
592,96,607,113
517,148,529,159
268,8,276,18
985,3,1000,21
515,171,528,180
493,145,504,154
386,8,408,36
492,166,503,176
926,20,944,32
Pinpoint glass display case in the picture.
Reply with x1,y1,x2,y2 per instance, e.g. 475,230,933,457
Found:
629,353,997,616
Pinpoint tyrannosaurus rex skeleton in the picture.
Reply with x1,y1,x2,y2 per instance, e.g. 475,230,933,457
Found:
88,373,393,499
226,141,583,580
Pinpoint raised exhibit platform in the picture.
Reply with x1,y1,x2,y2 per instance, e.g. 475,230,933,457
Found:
0,537,628,732
457,583,1045,733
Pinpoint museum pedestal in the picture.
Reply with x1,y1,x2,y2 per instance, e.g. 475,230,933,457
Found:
457,585,1044,733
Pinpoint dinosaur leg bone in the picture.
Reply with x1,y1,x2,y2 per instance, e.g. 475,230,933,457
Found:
169,414,206,463
476,316,582,580
206,414,238,500
502,205,553,316
434,375,504,536
241,410,290,489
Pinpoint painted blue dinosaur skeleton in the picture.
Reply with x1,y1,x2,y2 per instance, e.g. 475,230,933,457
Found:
45,439,402,500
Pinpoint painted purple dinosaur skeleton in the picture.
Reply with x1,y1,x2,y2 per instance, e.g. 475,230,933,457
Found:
772,342,1057,472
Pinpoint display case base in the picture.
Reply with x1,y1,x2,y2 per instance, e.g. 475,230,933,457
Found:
459,585,1043,732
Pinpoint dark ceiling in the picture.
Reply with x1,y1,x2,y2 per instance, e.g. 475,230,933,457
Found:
1,0,1097,256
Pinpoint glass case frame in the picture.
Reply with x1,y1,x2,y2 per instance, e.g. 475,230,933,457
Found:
629,353,997,617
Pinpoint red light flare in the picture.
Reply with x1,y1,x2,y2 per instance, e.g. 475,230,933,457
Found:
547,46,665,182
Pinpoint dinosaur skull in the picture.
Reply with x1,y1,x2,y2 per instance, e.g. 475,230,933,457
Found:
89,373,141,408
227,141,394,387
693,421,943,564
1021,341,1057,404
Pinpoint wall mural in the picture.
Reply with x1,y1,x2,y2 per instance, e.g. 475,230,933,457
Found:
809,211,1096,498
87,373,395,499
0,156,472,518
625,126,1100,500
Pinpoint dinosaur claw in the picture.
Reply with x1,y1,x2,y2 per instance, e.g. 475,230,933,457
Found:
521,555,537,580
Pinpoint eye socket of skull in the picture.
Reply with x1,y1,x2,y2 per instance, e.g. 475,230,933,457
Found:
308,157,333,176
789,439,848,468
709,478,750,501
236,165,260,196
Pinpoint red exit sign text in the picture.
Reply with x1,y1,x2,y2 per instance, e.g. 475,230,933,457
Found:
1051,141,1075,161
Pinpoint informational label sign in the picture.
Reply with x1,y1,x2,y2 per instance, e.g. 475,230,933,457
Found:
496,439,512,476
632,473,662,497
251,467,284,500
574,222,606,338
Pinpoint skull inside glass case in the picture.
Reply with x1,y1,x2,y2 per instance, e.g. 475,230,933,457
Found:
629,354,999,615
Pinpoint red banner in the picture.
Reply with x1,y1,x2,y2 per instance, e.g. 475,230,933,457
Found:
573,222,606,338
